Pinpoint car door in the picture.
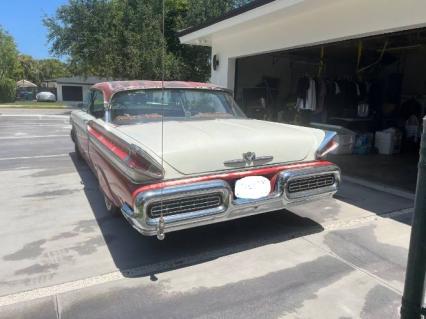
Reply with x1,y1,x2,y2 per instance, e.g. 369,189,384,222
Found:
72,90,104,161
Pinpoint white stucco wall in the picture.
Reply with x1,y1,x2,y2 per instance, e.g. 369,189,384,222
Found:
195,0,426,89
57,84,63,101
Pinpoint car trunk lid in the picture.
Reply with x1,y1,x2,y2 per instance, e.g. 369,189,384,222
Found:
115,119,324,175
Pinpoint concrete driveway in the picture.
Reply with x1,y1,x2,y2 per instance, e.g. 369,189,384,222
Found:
0,109,414,318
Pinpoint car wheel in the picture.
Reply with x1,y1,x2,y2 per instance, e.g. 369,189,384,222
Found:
104,194,120,215
74,142,82,160
70,128,76,143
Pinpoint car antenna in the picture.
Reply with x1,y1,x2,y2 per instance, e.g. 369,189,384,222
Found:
157,0,166,240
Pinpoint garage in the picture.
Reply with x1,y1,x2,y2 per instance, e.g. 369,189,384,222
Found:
233,29,425,192
62,85,83,101
180,0,426,193
51,76,107,103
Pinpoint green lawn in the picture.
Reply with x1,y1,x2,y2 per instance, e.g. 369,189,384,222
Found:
0,100,71,109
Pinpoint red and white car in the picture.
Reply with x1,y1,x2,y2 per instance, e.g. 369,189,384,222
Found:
70,81,340,239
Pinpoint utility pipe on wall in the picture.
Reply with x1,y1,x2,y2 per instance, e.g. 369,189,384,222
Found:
401,116,426,318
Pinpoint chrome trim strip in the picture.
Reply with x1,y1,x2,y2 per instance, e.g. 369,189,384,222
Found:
223,159,246,166
316,131,337,158
121,203,134,216
89,134,161,183
148,193,223,218
280,165,340,201
126,143,165,179
253,155,274,163
71,116,89,132
125,164,340,236
88,121,164,183
224,155,274,167
135,180,231,226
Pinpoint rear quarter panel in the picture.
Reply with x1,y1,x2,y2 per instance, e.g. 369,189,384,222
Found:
88,140,136,207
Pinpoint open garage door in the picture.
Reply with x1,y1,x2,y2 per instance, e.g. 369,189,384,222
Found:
62,86,83,101
234,28,426,192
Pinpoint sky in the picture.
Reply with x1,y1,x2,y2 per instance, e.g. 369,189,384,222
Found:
0,0,68,59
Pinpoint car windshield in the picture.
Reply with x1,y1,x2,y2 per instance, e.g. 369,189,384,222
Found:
110,89,246,124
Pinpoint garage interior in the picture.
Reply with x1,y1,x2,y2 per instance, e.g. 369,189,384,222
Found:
62,85,83,102
234,28,426,192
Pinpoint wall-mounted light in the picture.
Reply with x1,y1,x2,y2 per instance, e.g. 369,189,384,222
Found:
213,54,219,71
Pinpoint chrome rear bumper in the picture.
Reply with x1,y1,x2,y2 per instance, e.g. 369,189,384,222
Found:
122,164,340,237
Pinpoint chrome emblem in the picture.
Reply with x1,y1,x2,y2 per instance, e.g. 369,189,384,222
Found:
243,151,256,163
224,152,273,167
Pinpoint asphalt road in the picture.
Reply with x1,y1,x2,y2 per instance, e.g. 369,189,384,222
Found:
0,109,415,319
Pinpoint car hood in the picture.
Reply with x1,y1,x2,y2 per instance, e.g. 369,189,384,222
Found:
115,119,325,175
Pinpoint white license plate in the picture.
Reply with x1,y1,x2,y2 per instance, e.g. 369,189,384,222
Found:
234,176,271,200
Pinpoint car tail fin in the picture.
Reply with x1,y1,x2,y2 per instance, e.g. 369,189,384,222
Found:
88,120,164,183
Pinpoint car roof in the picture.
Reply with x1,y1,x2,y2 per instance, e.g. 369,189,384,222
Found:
91,80,228,102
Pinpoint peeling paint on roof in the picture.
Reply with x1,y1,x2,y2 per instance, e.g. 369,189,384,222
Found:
91,81,227,102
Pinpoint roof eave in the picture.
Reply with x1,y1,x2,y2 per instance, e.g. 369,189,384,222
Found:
178,0,278,38
179,0,304,45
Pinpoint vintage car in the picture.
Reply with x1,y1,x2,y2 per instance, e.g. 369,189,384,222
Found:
70,81,340,240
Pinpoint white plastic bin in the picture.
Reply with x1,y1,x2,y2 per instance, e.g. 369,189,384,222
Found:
374,129,401,155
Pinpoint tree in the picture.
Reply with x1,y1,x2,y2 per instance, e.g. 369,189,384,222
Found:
38,59,70,82
44,0,175,79
164,0,254,81
0,26,20,102
0,26,20,81
18,55,40,84
0,25,69,101
183,0,247,26
44,0,252,81
17,55,69,85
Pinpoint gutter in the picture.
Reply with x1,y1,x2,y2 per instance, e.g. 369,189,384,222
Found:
178,0,278,37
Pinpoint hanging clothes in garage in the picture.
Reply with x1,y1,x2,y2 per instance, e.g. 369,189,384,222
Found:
312,78,327,122
296,77,317,111
316,78,327,112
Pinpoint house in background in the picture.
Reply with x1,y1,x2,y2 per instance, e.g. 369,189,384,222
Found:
16,80,38,100
41,76,107,103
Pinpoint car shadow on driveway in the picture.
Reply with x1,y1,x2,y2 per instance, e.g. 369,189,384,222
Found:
69,152,324,278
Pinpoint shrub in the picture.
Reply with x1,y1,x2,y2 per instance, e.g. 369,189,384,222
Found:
0,79,16,103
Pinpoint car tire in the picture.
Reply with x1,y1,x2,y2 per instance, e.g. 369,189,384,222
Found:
74,142,82,160
104,194,120,215
70,128,76,143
